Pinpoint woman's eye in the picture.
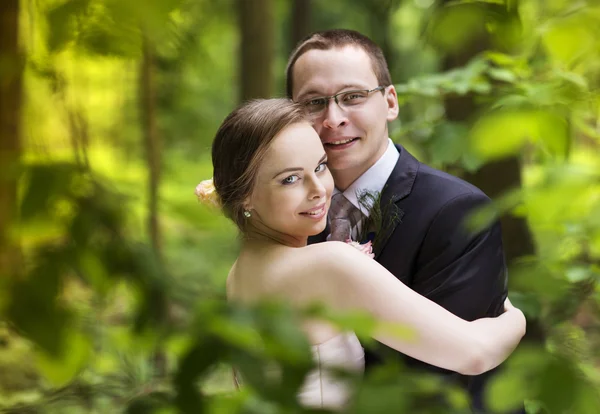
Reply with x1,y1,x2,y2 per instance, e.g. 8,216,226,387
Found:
315,162,328,173
282,175,299,185
307,98,326,107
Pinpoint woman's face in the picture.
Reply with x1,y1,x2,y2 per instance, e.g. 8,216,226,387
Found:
248,122,334,240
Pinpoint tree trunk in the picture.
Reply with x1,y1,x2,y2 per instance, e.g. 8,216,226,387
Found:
461,158,536,262
290,0,311,51
238,0,274,102
0,0,23,278
140,35,161,258
140,33,167,377
439,1,535,264
54,68,90,168
442,57,536,263
367,0,399,78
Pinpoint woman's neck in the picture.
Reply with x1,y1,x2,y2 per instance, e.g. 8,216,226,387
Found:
244,221,307,248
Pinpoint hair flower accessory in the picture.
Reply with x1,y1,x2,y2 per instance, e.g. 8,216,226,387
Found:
195,178,220,208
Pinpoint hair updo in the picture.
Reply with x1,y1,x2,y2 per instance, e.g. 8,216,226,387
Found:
211,99,307,231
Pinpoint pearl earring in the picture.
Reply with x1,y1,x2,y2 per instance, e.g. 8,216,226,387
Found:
243,210,251,218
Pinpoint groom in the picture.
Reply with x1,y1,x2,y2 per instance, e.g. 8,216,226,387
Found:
287,29,515,412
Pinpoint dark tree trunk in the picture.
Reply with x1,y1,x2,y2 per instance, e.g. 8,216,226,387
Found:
140,35,162,258
367,0,399,78
290,0,311,51
461,158,536,262
238,0,274,102
0,0,23,278
140,33,167,377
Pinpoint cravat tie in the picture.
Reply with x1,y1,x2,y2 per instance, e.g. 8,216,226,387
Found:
329,193,361,241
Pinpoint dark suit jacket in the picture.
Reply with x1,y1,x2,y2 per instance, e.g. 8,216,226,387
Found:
310,144,510,412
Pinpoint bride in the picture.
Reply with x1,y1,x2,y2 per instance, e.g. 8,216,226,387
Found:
198,98,526,411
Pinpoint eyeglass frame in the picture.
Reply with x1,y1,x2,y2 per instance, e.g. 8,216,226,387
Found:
298,85,387,117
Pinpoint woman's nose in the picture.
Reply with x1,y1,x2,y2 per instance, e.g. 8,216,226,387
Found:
308,175,326,199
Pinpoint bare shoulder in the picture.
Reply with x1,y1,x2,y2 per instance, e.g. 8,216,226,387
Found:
299,241,378,281
273,242,361,287
301,241,364,266
268,242,367,308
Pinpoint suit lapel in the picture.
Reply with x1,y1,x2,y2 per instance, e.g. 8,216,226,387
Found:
373,144,420,259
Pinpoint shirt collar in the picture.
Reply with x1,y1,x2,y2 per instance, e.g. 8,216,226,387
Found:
332,139,399,217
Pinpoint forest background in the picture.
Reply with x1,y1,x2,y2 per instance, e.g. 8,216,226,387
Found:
1,0,600,413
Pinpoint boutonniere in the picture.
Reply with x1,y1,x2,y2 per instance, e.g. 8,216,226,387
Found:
345,239,374,259
354,189,402,250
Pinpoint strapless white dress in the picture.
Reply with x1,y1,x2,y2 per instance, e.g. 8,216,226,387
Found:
298,332,365,410
234,332,364,411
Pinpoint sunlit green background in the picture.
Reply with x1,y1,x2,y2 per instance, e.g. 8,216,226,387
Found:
1,0,600,412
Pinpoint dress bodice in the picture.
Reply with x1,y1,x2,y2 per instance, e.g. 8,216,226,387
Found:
297,332,365,410
234,332,364,411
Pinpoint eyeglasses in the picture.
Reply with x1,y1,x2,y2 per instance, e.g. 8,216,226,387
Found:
299,86,386,117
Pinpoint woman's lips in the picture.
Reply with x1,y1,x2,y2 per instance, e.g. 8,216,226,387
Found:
300,204,326,219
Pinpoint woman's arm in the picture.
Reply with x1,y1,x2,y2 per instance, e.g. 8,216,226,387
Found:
296,242,526,376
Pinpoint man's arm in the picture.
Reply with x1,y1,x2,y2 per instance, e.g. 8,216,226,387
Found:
412,192,508,321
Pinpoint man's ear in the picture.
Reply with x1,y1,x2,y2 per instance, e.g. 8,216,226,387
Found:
385,85,399,122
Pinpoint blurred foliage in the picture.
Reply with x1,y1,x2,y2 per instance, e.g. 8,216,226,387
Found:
1,0,600,413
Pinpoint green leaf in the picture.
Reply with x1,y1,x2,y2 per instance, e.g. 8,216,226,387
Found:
429,122,470,166
209,315,264,351
174,335,222,413
426,3,487,54
491,94,531,110
304,304,377,343
590,229,600,259
569,379,600,414
486,369,530,412
46,0,91,52
485,51,518,67
78,249,113,295
126,392,172,414
36,331,91,387
469,110,569,160
469,110,533,159
535,356,581,413
488,67,518,83
20,163,78,221
205,393,247,414
542,13,598,67
351,383,409,414
7,257,71,356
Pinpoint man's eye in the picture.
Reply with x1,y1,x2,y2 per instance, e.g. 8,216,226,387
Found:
342,92,367,102
315,162,327,173
282,175,299,185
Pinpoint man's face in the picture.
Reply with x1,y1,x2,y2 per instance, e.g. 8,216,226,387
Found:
291,46,399,186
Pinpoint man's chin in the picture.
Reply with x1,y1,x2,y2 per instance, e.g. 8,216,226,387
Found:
325,155,356,173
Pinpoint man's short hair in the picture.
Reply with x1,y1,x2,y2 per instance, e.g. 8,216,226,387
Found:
286,29,392,98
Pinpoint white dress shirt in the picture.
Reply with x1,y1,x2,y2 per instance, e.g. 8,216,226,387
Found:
329,139,399,240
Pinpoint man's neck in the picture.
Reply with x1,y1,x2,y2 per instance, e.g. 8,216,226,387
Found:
331,166,367,192
331,140,390,192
